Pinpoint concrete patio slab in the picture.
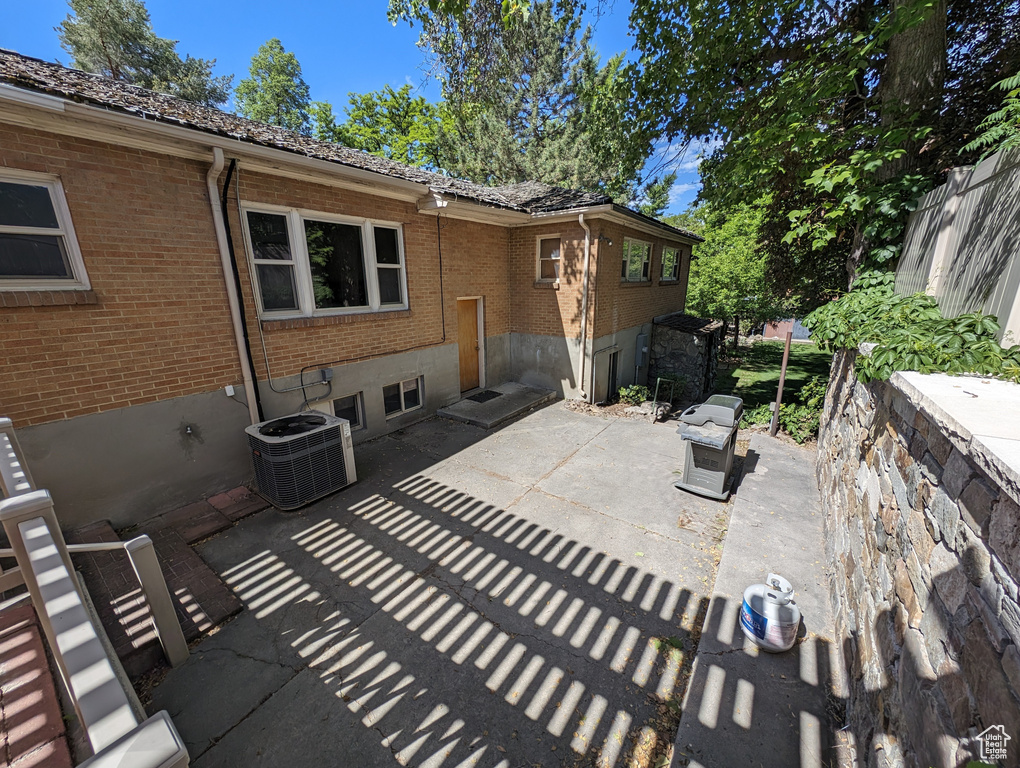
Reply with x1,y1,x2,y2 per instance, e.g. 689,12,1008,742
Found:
537,417,733,541
671,433,841,768
146,404,807,768
436,381,556,429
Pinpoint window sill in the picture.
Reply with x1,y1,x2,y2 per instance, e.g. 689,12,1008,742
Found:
0,289,98,308
619,280,652,287
533,280,560,290
385,406,423,421
659,279,681,286
261,308,411,331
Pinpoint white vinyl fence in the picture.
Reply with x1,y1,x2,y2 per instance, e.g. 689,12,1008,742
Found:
895,147,1020,344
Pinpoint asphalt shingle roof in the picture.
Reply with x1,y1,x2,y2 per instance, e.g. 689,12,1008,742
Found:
0,48,699,239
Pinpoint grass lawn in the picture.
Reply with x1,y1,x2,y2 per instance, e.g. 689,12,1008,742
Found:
716,341,834,409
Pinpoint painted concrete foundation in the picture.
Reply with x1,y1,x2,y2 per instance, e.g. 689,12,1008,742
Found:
17,389,252,529
510,325,652,402
590,324,653,403
259,343,463,444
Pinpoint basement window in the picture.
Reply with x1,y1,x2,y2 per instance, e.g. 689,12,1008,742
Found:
0,171,89,291
331,393,364,430
242,205,408,318
383,377,423,417
621,238,651,282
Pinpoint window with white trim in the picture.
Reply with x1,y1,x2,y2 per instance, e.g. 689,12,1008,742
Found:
661,246,680,282
536,235,561,282
242,205,407,316
383,377,422,417
0,171,89,290
331,392,364,430
620,238,651,282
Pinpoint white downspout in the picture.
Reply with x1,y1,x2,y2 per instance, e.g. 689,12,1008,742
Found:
206,148,259,425
577,214,592,401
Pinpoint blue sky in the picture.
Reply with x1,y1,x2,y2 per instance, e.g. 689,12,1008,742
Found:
1,0,701,213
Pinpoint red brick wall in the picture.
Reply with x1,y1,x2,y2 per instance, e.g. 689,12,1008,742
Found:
590,219,691,339
508,217,692,343
224,169,510,381
508,222,592,339
0,126,241,427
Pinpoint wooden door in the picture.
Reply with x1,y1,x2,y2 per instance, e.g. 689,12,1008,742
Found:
458,299,480,391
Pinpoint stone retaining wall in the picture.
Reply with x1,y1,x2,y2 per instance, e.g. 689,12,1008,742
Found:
818,350,1020,768
648,317,723,402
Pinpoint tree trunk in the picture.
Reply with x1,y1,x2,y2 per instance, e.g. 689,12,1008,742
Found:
732,315,740,351
846,0,948,283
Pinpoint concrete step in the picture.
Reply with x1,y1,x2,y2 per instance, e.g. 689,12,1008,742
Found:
437,382,556,429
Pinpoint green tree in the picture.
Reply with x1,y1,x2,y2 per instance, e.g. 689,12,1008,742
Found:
391,0,655,201
335,85,447,169
235,39,311,134
629,0,1020,305
964,71,1020,157
636,172,677,219
57,0,231,107
309,101,343,143
674,202,789,332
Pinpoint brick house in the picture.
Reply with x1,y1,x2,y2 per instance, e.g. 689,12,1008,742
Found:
0,50,700,527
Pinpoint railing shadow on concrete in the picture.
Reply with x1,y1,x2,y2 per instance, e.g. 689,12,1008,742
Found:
205,469,712,767
672,594,840,768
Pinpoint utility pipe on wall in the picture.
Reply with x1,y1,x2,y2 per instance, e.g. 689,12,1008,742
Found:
206,148,260,425
577,214,593,401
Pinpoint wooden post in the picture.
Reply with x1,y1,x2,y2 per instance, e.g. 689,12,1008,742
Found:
769,331,793,436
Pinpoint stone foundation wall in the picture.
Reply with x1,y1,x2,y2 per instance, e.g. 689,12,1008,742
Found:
818,351,1020,768
648,322,722,402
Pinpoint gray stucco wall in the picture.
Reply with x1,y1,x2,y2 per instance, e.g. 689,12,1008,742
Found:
17,389,252,529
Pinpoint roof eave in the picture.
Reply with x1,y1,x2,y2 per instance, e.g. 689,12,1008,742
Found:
523,204,703,243
417,192,532,225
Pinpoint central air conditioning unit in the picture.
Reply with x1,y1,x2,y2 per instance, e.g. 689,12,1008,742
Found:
245,411,357,510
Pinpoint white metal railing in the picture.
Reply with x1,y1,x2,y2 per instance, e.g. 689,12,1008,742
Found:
0,419,190,766
0,416,35,497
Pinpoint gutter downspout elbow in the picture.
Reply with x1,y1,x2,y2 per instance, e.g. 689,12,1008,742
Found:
577,214,592,402
206,148,259,425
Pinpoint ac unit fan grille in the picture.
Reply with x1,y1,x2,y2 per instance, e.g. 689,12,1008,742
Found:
248,426,349,509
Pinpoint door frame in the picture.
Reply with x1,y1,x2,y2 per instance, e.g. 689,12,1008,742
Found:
457,296,485,391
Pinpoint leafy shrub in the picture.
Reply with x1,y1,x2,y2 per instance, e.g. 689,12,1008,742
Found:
779,403,820,444
738,374,828,443
618,384,651,405
740,402,773,427
804,270,1020,383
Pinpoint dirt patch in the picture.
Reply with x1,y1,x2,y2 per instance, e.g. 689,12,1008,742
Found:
563,399,636,419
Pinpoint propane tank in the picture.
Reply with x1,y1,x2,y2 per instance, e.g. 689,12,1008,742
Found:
739,573,801,652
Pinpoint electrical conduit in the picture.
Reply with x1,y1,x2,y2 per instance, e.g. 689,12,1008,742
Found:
206,148,260,425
